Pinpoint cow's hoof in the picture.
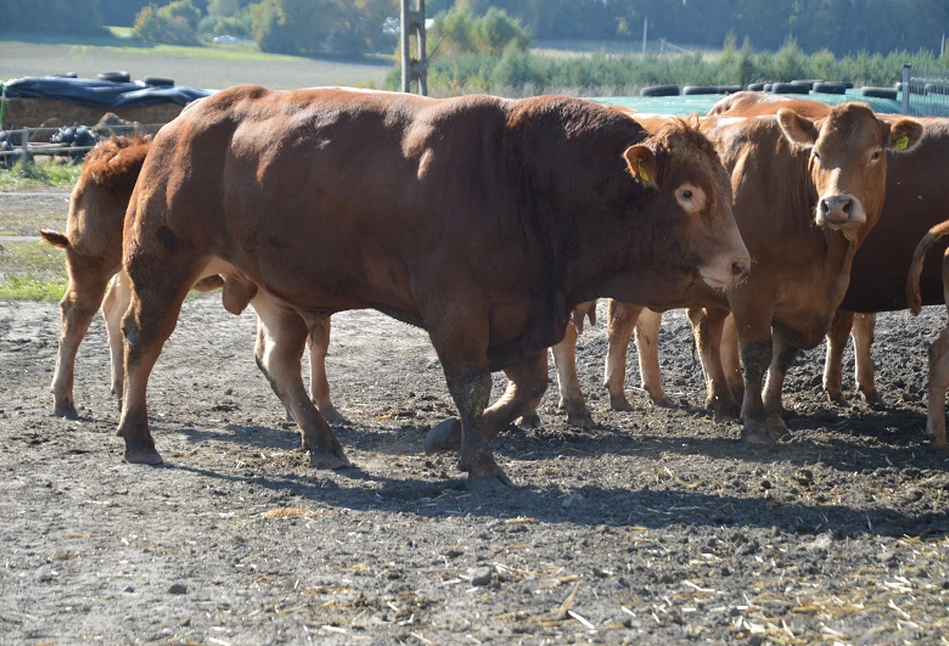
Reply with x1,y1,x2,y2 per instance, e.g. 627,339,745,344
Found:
565,409,596,430
708,399,740,422
308,449,351,470
424,417,461,454
516,412,542,431
124,447,164,465
740,426,778,445
54,404,79,420
862,391,888,410
826,392,851,407
609,395,633,412
465,471,516,491
320,407,349,426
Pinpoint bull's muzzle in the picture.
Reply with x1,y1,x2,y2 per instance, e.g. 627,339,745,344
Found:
816,194,866,231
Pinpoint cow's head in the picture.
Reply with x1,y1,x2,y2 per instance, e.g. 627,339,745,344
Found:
777,103,924,242
625,118,751,289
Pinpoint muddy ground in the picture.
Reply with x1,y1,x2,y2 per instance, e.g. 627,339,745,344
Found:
1,288,949,645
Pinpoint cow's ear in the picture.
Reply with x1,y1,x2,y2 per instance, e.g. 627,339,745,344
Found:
624,144,658,188
776,108,819,148
886,118,925,153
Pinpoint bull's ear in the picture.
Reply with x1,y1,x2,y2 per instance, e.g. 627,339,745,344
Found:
776,108,819,148
624,144,658,188
886,118,925,153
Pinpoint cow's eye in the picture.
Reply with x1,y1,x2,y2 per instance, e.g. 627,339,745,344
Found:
813,151,821,163
870,149,882,161
681,189,693,200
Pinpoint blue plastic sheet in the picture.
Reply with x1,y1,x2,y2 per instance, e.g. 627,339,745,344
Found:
1,76,214,108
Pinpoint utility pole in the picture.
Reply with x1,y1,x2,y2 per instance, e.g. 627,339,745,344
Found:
642,17,648,54
401,0,427,95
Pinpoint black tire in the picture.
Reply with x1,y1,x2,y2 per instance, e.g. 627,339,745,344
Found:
52,72,77,78
640,84,680,97
812,82,847,94
682,85,721,95
792,79,823,86
771,82,810,94
842,80,854,88
98,71,130,83
143,76,175,87
717,85,743,94
763,83,773,92
746,83,767,91
861,86,898,100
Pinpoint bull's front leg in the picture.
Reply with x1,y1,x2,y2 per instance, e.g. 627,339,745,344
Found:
762,329,797,439
688,306,739,421
823,309,854,405
852,313,885,407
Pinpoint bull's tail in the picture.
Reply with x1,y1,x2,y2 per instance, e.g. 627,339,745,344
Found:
907,220,949,315
37,228,70,249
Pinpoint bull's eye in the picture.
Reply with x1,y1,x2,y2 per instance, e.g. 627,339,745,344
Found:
675,183,705,214
813,151,821,164
681,189,693,199
870,149,882,161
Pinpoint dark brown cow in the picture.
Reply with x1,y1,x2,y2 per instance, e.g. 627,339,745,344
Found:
117,86,751,488
39,136,344,424
907,220,949,451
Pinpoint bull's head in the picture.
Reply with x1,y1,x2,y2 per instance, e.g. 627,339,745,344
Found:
777,103,924,242
624,118,752,290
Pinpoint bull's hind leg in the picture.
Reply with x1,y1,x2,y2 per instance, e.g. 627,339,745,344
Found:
852,313,884,407
253,299,349,469
823,309,854,405
303,313,347,424
118,263,199,465
926,326,949,451
604,300,641,411
762,329,797,439
102,271,133,408
51,266,116,418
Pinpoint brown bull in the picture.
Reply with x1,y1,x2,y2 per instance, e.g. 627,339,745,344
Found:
117,86,750,488
39,136,344,424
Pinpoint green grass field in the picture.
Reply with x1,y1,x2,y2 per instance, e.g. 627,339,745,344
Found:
0,32,394,90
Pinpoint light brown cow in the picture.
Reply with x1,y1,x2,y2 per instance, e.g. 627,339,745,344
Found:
117,86,751,488
907,220,949,451
39,136,345,424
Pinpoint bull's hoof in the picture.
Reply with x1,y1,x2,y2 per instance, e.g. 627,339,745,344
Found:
124,446,164,465
424,417,462,454
320,407,349,426
709,399,740,423
825,391,849,406
565,408,596,430
465,471,516,491
862,391,888,410
609,394,633,412
54,403,79,420
652,395,675,408
308,448,351,470
515,412,542,431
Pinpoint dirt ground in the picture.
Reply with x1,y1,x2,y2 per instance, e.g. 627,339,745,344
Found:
1,187,949,645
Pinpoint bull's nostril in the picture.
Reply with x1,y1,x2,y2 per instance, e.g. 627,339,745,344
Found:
820,200,829,215
842,200,851,214
732,260,749,277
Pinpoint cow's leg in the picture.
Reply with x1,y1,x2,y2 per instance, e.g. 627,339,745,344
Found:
303,313,347,425
102,272,133,409
823,309,853,405
688,306,739,421
852,313,885,407
762,329,797,435
721,313,743,403
927,325,949,452
252,299,349,469
635,308,672,407
51,267,115,418
550,324,595,428
732,297,781,443
604,300,641,411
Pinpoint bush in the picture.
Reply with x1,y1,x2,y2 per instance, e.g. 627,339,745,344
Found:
132,1,200,45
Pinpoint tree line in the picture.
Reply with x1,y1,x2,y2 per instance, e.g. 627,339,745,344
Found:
3,0,948,58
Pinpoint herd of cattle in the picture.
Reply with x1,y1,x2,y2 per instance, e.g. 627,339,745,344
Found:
33,86,949,489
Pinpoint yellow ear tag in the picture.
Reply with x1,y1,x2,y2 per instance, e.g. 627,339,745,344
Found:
638,159,650,182
894,134,909,151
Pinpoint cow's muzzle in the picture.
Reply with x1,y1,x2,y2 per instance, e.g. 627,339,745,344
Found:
815,194,866,232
